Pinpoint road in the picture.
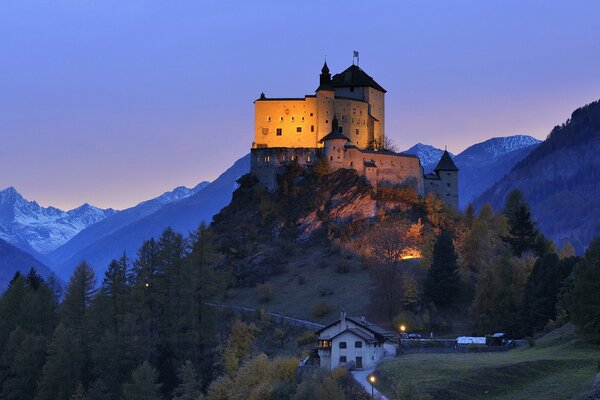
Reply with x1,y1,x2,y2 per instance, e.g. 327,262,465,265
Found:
351,368,389,400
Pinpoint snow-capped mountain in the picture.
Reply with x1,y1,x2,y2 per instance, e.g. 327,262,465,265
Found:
0,187,116,255
52,155,249,279
454,135,541,208
455,135,541,167
402,143,455,173
47,181,210,267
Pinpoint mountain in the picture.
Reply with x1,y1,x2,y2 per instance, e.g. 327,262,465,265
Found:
403,143,453,173
0,187,116,256
0,238,54,290
53,154,250,279
475,99,600,253
47,181,209,267
454,135,541,208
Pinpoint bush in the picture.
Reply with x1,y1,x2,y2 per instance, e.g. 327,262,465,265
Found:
296,331,317,346
257,283,273,303
318,286,334,297
336,261,351,274
312,300,330,318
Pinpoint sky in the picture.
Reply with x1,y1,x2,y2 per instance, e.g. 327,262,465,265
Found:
1,0,599,210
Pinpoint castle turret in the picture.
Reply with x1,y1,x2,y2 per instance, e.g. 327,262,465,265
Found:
316,62,335,145
321,116,349,168
318,61,332,89
432,150,459,208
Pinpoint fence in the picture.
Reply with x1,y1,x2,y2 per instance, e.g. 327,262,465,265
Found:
398,338,528,354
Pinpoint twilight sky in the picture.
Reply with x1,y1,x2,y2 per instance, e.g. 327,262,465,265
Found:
1,0,599,210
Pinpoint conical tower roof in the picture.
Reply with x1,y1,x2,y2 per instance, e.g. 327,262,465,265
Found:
434,150,458,172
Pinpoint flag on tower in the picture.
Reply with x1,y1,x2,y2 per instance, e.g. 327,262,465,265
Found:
353,50,359,57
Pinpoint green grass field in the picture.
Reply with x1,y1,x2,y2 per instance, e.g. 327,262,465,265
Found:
375,324,600,400
221,246,372,322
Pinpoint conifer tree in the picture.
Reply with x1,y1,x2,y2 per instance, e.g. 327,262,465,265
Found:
424,231,461,306
569,237,600,343
173,360,203,400
62,261,97,329
502,189,540,256
121,361,163,400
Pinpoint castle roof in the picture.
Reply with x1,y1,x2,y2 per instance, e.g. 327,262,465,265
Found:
320,131,350,142
331,64,386,93
434,150,458,172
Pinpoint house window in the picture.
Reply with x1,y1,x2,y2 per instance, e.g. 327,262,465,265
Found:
311,125,315,132
276,128,282,136
447,183,451,187
339,342,347,349
339,356,347,363
355,341,363,348
350,87,354,93
296,127,302,133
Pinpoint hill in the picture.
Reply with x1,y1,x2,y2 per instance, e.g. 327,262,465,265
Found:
475,99,600,252
53,155,250,279
0,238,54,290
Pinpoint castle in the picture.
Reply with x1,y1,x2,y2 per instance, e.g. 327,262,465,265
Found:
250,60,459,208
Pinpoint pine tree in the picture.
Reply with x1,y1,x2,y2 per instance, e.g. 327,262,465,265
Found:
569,237,600,343
62,261,97,329
70,383,86,400
424,231,461,306
121,361,163,400
173,360,203,400
502,189,540,256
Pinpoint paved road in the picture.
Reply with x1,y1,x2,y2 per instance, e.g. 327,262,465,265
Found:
351,368,389,400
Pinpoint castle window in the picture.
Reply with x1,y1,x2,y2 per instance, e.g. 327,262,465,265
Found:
296,127,302,133
356,128,359,135
262,128,269,135
307,155,311,162
291,155,296,161
301,116,305,121
310,112,314,116
330,156,333,161
279,117,283,122
291,116,295,121
447,173,451,176
338,126,343,133
276,128,282,136
311,125,315,132
326,120,329,124
267,116,271,122
447,183,451,187
341,115,345,120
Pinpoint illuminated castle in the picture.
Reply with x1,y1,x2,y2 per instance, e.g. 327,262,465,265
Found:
250,60,459,208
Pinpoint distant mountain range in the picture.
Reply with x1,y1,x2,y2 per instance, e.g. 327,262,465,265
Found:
0,187,116,256
403,135,541,207
51,155,249,279
475,99,600,253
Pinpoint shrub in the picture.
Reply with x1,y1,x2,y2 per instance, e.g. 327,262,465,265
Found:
257,283,273,303
318,286,334,297
296,331,317,346
336,261,351,274
312,301,330,318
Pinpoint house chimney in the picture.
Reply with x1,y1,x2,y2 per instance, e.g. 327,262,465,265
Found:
340,310,347,330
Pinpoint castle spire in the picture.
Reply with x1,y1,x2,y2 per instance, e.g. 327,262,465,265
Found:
318,61,332,90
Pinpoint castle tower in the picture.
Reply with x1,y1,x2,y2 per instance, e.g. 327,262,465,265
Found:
321,116,349,169
316,62,336,146
432,150,459,208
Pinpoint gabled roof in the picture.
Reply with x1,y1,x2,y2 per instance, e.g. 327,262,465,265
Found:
434,150,458,172
316,314,394,339
330,328,379,343
331,65,386,93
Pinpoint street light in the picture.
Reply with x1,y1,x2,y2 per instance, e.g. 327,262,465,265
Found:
368,374,376,398
400,324,406,333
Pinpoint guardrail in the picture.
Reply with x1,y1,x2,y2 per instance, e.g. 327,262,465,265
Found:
398,338,527,354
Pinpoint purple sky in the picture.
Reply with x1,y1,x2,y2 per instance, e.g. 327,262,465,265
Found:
1,1,599,210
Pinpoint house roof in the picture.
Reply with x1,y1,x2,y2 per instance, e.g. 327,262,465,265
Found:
316,314,394,339
434,150,458,172
331,65,386,93
330,328,379,343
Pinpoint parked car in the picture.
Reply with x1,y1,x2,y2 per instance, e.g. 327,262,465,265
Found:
408,333,422,339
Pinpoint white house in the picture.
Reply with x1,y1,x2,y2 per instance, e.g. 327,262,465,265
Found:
315,311,393,370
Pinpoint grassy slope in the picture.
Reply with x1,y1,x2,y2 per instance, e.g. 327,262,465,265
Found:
222,245,371,322
375,324,600,400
